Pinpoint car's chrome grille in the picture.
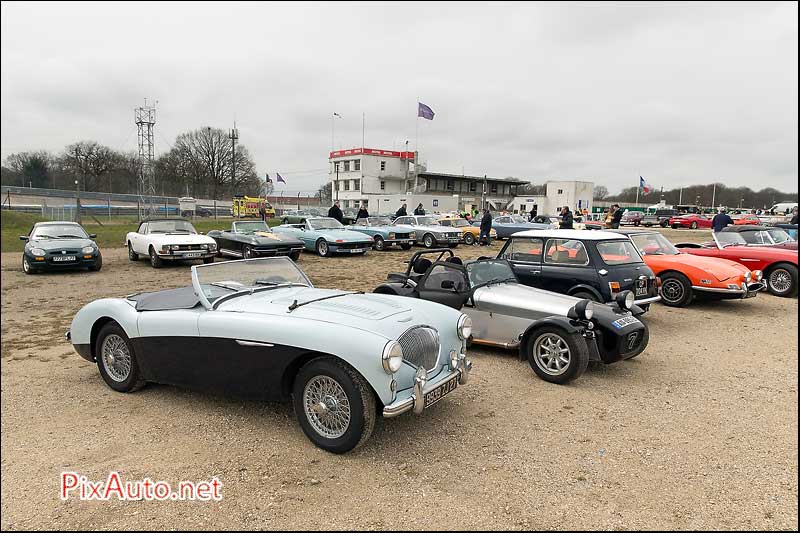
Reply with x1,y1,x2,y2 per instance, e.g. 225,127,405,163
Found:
398,326,440,371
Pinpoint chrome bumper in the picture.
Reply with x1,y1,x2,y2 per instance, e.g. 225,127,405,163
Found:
382,355,472,418
692,282,766,295
634,295,661,305
159,250,216,258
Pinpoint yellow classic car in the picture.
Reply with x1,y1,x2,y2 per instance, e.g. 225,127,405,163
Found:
437,216,496,245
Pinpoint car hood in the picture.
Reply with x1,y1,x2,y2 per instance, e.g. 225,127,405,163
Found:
472,282,581,318
315,229,373,242
251,232,304,245
658,253,748,281
143,233,216,245
28,237,94,250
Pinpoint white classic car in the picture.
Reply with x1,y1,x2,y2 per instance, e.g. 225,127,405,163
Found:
66,257,472,453
393,215,463,248
126,218,218,268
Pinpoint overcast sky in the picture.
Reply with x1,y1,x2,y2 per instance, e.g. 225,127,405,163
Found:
1,1,797,194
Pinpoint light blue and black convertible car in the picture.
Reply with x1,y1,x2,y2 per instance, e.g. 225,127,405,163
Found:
472,214,553,239
272,217,374,257
350,216,417,251
66,257,472,453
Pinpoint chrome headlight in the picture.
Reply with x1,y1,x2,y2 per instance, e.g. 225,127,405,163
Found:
457,314,472,340
753,270,763,282
615,290,635,310
209,243,217,251
574,299,595,320
200,243,209,249
409,232,417,239
81,246,95,254
170,244,181,250
744,271,752,283
30,247,45,256
382,340,404,374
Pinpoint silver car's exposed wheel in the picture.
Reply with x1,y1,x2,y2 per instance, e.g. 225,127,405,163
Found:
303,376,351,439
316,239,330,257
373,236,385,251
526,326,588,384
423,234,435,248
101,334,132,383
243,245,254,259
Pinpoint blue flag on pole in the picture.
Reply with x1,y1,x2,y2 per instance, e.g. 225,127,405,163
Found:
418,102,435,120
276,173,286,184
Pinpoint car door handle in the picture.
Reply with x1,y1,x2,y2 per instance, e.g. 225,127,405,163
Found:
236,339,274,347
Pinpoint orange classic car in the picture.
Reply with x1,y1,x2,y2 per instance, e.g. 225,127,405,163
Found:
437,216,496,245
615,230,765,307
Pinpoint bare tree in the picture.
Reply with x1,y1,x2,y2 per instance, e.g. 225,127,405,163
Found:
593,185,609,200
60,141,121,192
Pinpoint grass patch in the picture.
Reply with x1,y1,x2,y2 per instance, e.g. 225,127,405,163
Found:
1,210,281,253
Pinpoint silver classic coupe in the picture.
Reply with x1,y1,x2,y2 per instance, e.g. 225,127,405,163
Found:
66,257,472,453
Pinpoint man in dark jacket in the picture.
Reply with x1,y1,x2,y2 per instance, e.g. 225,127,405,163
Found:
328,200,344,223
528,204,538,222
610,204,624,229
790,207,798,225
395,203,408,218
414,203,426,215
478,208,493,246
356,203,369,220
559,206,574,229
711,207,733,233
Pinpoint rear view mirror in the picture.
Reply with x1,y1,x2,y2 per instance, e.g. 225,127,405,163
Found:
19,235,28,241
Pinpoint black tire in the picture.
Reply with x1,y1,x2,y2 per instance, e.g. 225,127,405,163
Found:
128,242,138,261
571,290,601,302
660,220,669,228
89,254,103,272
624,320,650,360
525,326,589,384
243,244,254,259
659,272,693,307
316,239,330,257
203,256,215,264
400,243,412,250
292,357,376,454
766,264,798,297
423,233,435,248
290,250,301,261
149,247,163,269
463,232,475,245
671,224,679,229
373,236,385,251
690,221,698,229
95,322,146,393
22,255,36,275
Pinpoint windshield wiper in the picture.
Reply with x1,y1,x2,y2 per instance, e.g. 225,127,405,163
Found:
288,291,363,312
473,276,517,290
209,282,241,291
57,234,84,239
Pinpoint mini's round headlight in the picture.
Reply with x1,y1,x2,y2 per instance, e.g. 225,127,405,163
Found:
30,247,45,256
382,340,404,374
753,270,763,282
81,246,95,254
744,271,752,283
458,314,473,340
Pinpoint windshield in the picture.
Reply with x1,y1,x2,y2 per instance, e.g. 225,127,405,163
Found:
444,219,469,227
148,220,197,234
768,229,793,243
466,259,518,288
630,233,679,256
511,216,529,224
596,240,643,265
308,218,344,230
367,217,392,226
32,224,88,239
416,216,440,226
715,232,747,247
193,257,312,307
234,221,270,233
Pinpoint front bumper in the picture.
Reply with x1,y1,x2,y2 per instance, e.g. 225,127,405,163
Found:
692,281,766,298
26,251,101,269
252,246,304,257
634,295,661,305
329,242,373,254
434,236,462,245
158,250,216,259
382,355,472,418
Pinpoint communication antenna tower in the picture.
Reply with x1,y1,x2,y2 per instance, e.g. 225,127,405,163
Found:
135,99,157,218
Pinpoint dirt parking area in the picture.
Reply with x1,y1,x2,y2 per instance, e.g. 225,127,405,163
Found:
1,228,797,530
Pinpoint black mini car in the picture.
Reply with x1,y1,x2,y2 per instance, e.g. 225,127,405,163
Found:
20,221,102,274
495,229,661,310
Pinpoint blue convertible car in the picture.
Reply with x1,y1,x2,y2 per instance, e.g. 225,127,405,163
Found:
350,216,417,251
472,214,553,239
273,217,374,257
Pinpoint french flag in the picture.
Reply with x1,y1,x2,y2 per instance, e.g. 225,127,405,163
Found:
639,176,651,194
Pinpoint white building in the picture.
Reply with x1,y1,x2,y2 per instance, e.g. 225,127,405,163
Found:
508,180,595,215
329,147,417,210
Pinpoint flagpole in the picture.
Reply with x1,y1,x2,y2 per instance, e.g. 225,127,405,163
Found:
415,98,419,159
362,112,365,149
636,176,640,205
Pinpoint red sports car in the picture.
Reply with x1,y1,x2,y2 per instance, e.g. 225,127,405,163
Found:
734,214,761,225
669,214,713,229
675,232,798,297
720,225,798,250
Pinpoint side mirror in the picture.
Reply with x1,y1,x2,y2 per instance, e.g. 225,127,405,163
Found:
88,233,97,239
19,235,29,241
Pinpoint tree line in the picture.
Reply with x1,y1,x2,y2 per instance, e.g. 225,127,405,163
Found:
0,127,265,200
603,183,797,210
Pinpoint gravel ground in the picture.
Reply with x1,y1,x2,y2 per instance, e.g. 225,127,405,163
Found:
1,228,797,530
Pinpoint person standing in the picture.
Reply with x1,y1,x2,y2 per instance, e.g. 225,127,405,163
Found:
328,200,344,223
395,202,408,218
357,203,369,220
258,202,267,222
711,207,733,233
603,207,613,228
528,204,538,222
559,206,574,229
790,206,798,225
609,204,623,229
478,208,493,246
414,203,426,215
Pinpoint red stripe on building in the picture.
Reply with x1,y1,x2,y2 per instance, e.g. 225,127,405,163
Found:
329,148,414,160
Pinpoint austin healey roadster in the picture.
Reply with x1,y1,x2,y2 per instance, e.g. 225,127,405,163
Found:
374,249,649,384
66,257,472,453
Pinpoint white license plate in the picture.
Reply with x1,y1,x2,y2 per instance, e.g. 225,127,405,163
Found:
349,249,364,253
52,256,76,262
423,376,458,409
184,252,201,258
612,316,641,329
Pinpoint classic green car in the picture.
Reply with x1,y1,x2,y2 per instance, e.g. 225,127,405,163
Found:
207,221,305,261
20,221,102,274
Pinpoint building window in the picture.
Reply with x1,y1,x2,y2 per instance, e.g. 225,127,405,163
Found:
491,183,498,193
343,200,349,208
558,189,563,194
344,180,350,191
380,161,386,171
354,179,360,191
343,161,350,172
354,159,361,171
469,182,476,192
380,180,385,191
447,180,454,191
334,162,340,172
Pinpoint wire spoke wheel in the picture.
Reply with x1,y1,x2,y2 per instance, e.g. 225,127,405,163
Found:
101,334,132,383
769,268,792,293
303,376,351,439
533,334,571,376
